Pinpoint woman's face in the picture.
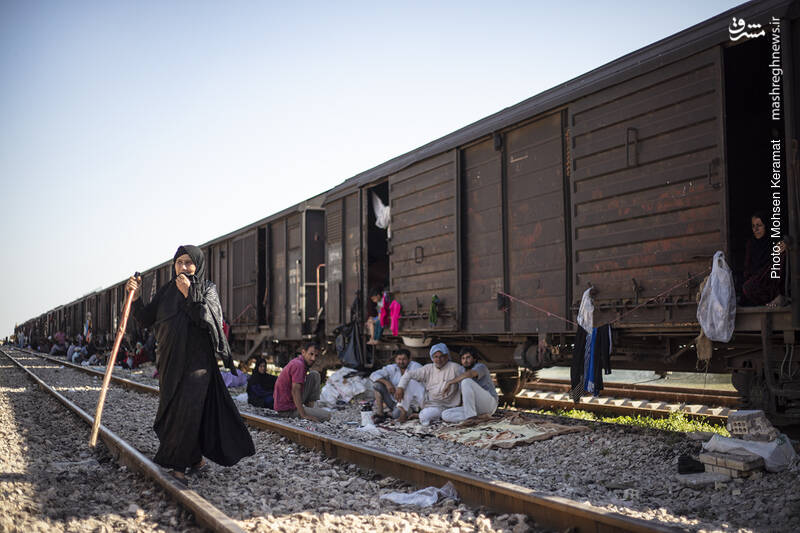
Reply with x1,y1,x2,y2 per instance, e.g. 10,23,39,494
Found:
752,217,766,239
257,362,266,374
174,254,197,277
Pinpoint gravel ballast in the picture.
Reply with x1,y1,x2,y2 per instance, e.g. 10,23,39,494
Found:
124,357,800,532
2,351,540,532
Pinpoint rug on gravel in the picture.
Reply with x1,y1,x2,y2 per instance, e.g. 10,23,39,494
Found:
436,414,589,449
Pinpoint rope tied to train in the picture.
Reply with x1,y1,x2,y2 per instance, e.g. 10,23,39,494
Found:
498,267,712,329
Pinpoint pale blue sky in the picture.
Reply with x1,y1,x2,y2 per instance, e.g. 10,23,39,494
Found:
0,0,747,337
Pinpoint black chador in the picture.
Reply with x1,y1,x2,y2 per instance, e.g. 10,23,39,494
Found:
133,245,254,470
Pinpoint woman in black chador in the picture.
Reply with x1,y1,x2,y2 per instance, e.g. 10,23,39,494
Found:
126,245,254,484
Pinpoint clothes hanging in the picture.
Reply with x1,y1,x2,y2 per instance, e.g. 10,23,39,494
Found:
379,292,389,327
429,295,439,327
570,325,612,401
389,300,402,336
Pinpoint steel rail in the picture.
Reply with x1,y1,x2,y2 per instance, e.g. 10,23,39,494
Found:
0,346,246,533
21,348,680,532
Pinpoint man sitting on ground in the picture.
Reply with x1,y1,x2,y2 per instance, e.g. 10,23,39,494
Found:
441,347,499,423
395,343,464,426
49,332,67,357
273,342,331,422
369,349,424,421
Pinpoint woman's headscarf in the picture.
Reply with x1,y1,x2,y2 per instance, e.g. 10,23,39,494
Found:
173,245,206,280
746,213,771,275
248,357,277,390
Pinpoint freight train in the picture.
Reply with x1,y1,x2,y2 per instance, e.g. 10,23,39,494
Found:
15,0,800,422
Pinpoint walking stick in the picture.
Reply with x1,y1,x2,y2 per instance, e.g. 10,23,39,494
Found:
90,273,138,447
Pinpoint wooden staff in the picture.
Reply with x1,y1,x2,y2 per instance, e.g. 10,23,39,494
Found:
90,277,137,447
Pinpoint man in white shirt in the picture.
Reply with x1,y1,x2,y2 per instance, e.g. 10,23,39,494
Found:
369,349,424,421
395,343,464,425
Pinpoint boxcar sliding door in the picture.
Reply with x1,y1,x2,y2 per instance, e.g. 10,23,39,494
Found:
389,150,459,333
569,48,727,325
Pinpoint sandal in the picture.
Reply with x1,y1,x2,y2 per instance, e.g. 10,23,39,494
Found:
189,460,209,475
168,470,189,487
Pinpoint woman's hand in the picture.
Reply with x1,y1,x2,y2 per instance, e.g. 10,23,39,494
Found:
126,276,142,301
176,273,190,298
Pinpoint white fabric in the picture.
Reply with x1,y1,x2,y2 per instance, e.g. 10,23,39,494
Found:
441,378,499,423
396,380,425,412
369,361,422,385
577,287,594,333
371,192,392,238
419,406,445,425
380,482,459,507
398,361,465,409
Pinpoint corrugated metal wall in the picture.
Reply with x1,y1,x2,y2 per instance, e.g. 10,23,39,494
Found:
506,112,568,333
461,138,504,333
460,112,568,334
389,150,458,332
569,49,726,324
287,214,302,337
232,231,258,325
270,221,287,338
325,198,344,331
324,194,362,334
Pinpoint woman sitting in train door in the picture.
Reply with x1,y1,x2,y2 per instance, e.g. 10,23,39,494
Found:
741,211,788,307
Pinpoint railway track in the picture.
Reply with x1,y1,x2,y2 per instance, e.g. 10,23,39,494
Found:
512,380,736,425
0,346,245,532
2,346,679,533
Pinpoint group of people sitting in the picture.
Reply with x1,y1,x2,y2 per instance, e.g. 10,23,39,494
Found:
370,343,498,425
238,340,498,427
43,330,158,369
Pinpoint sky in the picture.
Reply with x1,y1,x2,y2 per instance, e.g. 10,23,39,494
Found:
0,0,748,338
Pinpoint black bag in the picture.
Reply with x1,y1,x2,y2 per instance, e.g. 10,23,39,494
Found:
337,320,362,369
333,292,372,369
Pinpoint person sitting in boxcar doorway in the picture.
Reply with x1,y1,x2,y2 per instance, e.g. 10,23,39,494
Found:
126,245,255,485
247,357,277,408
395,343,464,426
441,348,499,423
369,348,424,422
273,342,332,422
741,211,788,307
365,287,384,345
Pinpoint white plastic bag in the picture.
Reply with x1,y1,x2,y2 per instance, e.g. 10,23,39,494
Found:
696,251,736,342
703,433,798,472
577,287,594,333
319,367,374,404
379,481,459,507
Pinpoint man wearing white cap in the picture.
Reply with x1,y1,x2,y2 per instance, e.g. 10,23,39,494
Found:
395,343,464,425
